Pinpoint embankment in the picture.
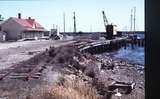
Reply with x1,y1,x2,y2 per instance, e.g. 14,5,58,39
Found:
0,42,144,99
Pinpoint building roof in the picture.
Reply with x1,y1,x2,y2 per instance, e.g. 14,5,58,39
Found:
12,17,48,32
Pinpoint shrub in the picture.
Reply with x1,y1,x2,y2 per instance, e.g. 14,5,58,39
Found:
29,76,99,99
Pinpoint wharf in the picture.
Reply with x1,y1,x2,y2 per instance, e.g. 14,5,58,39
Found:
74,36,144,54
74,37,128,54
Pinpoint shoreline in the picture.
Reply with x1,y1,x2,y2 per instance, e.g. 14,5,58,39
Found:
95,52,144,74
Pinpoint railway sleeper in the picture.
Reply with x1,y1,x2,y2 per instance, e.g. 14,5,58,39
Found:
8,75,28,80
34,72,42,76
31,75,41,79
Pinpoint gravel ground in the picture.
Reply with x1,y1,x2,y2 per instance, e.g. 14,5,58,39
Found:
0,40,75,70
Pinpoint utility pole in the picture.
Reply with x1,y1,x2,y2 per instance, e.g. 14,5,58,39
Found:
56,25,58,35
73,12,76,33
63,12,65,33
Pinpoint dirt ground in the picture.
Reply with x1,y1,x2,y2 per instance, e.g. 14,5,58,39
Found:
0,40,144,99
0,39,75,70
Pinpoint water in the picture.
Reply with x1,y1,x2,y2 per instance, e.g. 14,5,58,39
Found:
111,46,144,65
118,32,144,65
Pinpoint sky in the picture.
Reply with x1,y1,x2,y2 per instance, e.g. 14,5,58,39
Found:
0,0,144,32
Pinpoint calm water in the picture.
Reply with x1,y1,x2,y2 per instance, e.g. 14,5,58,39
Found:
111,46,144,65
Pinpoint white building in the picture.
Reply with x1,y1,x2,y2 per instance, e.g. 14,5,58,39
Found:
0,13,49,41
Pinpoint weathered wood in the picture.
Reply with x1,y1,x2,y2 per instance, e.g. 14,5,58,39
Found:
108,81,136,94
80,37,128,54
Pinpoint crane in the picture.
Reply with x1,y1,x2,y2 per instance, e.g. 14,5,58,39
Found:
102,10,109,28
102,10,117,39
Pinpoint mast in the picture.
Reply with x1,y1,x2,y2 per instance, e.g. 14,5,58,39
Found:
130,9,133,32
90,25,92,32
133,7,136,35
73,12,76,33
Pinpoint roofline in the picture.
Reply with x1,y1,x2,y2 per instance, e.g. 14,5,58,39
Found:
1,17,48,31
13,17,48,31
0,17,25,30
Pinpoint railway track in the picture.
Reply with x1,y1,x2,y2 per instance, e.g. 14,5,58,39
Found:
0,41,76,81
0,38,126,81
0,60,47,81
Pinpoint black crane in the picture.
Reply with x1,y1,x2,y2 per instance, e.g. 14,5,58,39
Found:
102,10,115,39
102,11,109,27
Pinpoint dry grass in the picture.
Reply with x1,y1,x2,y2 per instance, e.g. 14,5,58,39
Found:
29,76,99,99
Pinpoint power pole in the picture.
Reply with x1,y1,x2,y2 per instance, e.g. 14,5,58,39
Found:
73,12,76,33
63,12,65,33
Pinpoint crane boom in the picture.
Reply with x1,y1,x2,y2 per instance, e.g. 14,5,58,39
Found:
102,10,109,27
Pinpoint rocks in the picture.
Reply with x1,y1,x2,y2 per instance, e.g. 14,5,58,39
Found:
37,44,144,99
101,63,114,70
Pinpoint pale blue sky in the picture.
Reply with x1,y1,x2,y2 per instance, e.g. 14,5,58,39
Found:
0,0,144,32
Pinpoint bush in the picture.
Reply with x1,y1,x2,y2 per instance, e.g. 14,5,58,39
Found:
28,76,99,99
